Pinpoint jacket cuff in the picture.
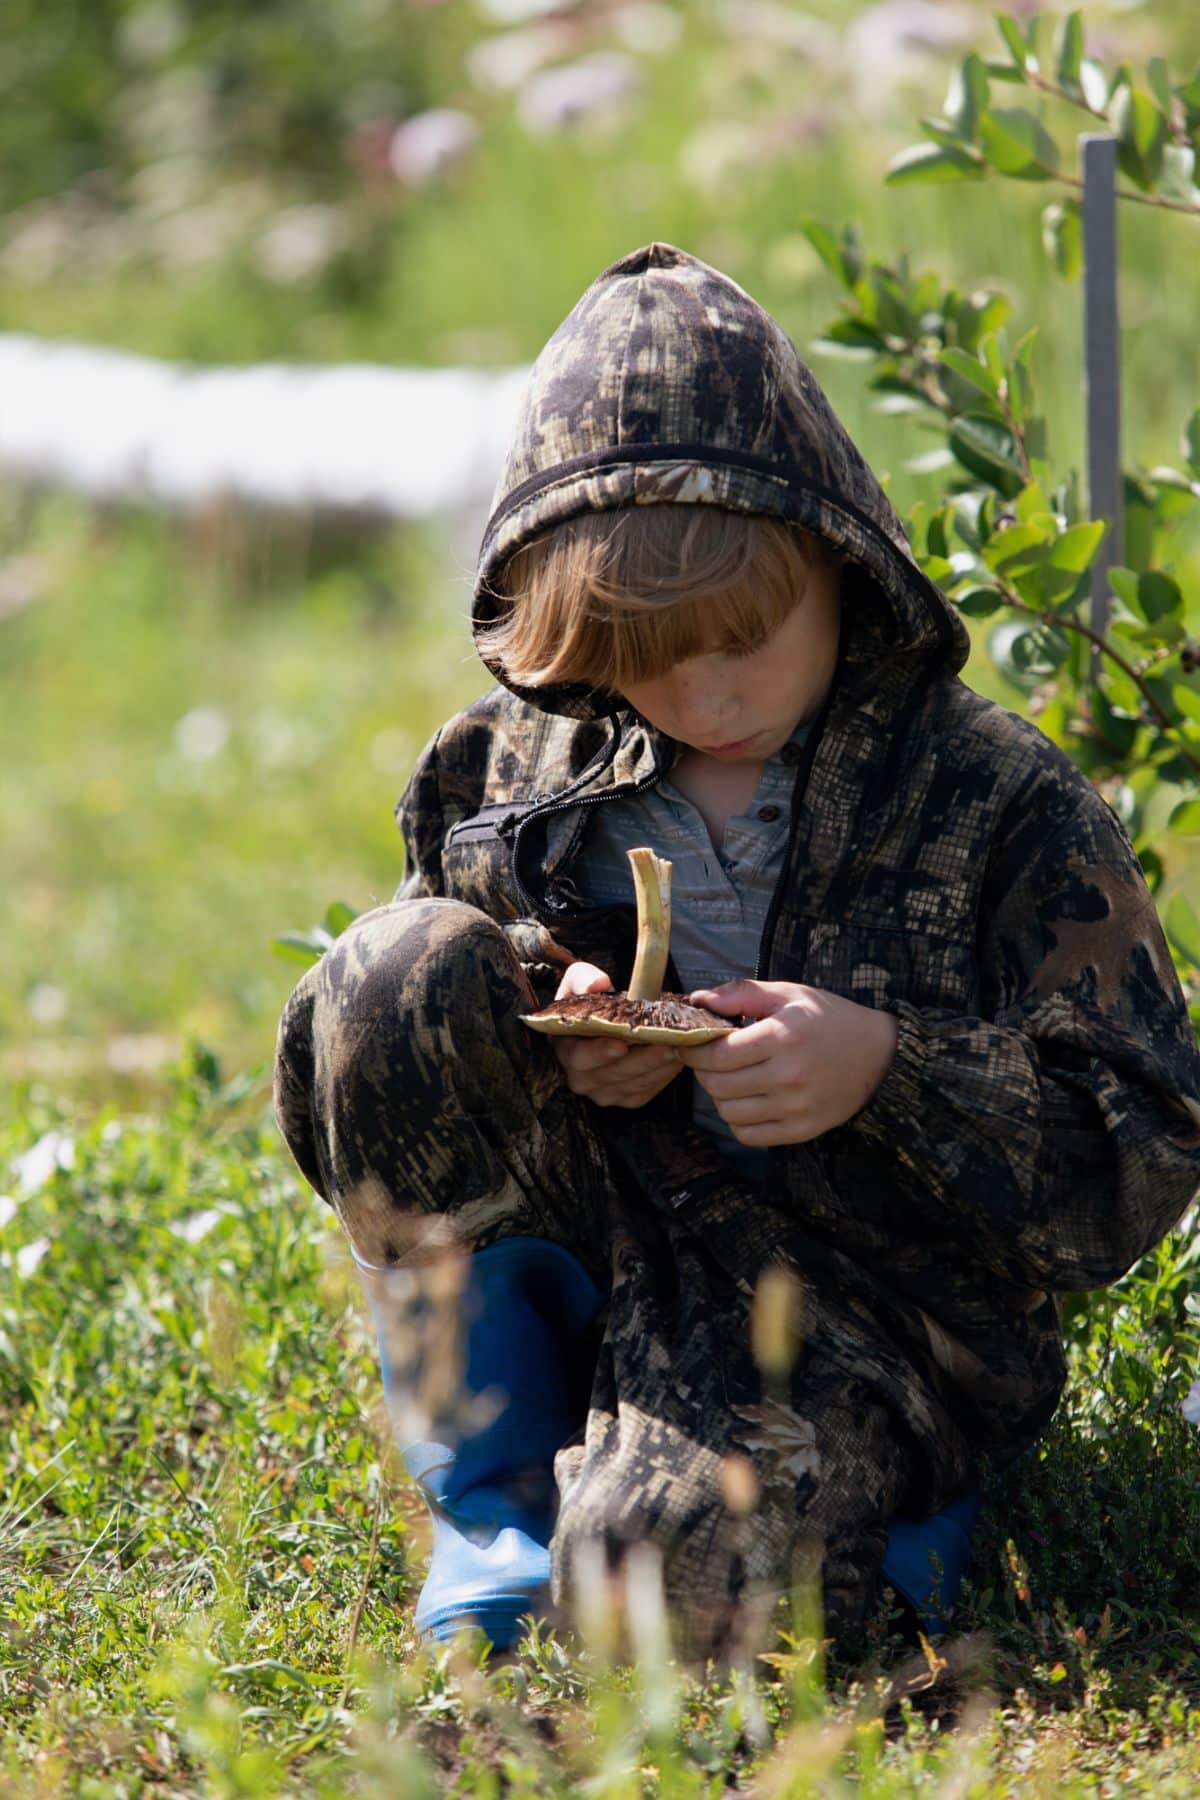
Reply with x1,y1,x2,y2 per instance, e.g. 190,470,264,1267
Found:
841,997,933,1143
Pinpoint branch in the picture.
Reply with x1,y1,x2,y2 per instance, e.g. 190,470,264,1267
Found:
994,580,1200,773
1052,168,1200,220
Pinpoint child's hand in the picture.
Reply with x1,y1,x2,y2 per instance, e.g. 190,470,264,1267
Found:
678,978,899,1145
550,962,682,1110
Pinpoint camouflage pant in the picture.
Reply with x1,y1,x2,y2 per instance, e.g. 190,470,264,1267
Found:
273,898,918,1660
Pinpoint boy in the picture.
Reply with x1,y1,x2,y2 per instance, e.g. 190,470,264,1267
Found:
273,242,1200,1661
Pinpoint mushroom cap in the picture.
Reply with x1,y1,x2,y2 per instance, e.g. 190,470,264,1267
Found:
520,991,735,1046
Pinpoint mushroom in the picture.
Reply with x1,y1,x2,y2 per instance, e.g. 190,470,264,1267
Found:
520,847,736,1046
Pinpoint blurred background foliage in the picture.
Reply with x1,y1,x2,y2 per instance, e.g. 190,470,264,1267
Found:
2,0,1199,1107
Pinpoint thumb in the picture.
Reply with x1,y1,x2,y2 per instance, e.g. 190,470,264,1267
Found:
556,961,615,1001
688,978,788,1019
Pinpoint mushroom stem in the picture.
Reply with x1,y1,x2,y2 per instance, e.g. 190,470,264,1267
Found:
627,847,672,1002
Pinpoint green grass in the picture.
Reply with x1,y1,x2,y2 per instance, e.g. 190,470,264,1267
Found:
1,1055,1197,1796
3,5,1200,1785
0,492,490,1103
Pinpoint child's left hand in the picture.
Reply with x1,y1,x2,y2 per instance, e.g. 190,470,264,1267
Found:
678,979,900,1147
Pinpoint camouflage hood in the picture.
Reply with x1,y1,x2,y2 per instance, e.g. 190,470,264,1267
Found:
472,240,970,721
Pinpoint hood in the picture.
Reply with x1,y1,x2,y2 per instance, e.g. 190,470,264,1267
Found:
473,240,970,721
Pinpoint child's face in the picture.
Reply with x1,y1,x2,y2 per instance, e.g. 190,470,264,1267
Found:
618,556,842,763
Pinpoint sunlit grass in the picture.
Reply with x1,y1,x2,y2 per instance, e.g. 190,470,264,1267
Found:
1,1063,1197,1795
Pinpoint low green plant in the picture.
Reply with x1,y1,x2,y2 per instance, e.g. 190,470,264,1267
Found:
798,10,1200,1047
887,10,1200,231
1,1049,1198,1794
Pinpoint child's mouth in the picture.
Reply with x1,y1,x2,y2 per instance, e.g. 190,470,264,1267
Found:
699,733,760,756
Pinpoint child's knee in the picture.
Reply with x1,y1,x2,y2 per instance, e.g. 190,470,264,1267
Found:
318,897,519,1026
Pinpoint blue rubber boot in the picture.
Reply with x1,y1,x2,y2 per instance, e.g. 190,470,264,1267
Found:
882,1489,981,1636
355,1236,605,1649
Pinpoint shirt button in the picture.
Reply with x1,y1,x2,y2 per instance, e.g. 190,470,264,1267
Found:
757,804,781,823
780,742,804,765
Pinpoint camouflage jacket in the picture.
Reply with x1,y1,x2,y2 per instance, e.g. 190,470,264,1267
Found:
393,243,1200,1472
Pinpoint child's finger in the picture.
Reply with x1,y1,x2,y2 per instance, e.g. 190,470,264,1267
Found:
589,1064,682,1106
621,1044,679,1069
555,961,615,1000
554,1036,629,1073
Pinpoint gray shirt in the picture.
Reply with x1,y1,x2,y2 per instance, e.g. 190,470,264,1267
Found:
571,717,814,1181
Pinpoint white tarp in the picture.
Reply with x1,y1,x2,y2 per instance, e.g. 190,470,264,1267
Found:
0,333,531,517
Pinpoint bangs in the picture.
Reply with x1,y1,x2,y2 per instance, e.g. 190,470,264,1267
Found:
477,504,834,694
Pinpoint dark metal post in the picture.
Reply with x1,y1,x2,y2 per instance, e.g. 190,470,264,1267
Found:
1082,134,1122,685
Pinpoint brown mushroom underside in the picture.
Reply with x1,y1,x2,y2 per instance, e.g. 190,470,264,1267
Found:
520,991,736,1046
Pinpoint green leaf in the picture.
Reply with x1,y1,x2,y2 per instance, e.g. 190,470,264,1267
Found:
1121,475,1157,573
983,523,1053,574
272,931,330,967
981,329,1008,387
1149,465,1200,498
1080,59,1108,111
812,313,885,359
1014,480,1049,523
828,312,888,350
323,900,360,937
886,141,984,184
1147,55,1172,115
839,225,864,286
980,108,1061,180
954,586,1005,618
800,219,855,288
1184,408,1200,477
949,413,1025,496
1168,797,1200,834
1138,844,1164,892
1056,12,1084,90
948,288,1011,350
989,620,1070,688
869,371,925,398
1173,682,1200,724
1111,85,1167,188
937,345,1002,399
1107,565,1140,611
868,269,916,339
1108,60,1135,105
1138,571,1184,622
1049,520,1106,573
989,621,1042,691
1013,327,1040,374
1165,891,1200,966
945,52,990,139
921,554,956,587
1159,143,1199,206
1012,624,1071,673
954,490,991,549
920,115,969,151
904,447,957,474
996,14,1030,69
1091,684,1138,755
1042,200,1082,279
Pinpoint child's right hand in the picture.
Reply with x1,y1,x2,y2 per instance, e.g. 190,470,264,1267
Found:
551,962,683,1109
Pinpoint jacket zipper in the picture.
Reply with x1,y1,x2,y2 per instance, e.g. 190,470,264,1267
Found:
511,771,663,920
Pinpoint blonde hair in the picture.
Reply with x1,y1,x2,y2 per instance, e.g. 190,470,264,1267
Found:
477,505,840,695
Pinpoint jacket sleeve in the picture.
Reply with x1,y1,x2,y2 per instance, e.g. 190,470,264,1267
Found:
393,728,448,903
392,727,577,989
837,789,1200,1291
